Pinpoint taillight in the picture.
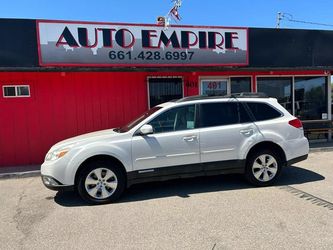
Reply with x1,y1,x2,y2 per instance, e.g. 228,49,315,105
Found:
289,118,303,128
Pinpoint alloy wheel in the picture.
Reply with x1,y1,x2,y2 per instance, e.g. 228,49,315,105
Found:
84,168,118,199
251,154,278,182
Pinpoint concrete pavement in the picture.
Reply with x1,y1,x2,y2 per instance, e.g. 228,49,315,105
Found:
0,151,333,249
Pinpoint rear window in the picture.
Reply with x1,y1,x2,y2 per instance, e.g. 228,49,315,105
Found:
246,102,282,121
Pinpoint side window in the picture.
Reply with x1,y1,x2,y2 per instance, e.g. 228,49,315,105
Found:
239,103,253,123
199,102,239,128
246,102,282,121
148,105,196,133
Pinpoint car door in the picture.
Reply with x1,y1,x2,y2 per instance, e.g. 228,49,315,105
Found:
131,104,201,174
198,101,257,171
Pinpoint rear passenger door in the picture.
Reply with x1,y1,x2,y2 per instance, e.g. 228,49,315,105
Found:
198,101,257,171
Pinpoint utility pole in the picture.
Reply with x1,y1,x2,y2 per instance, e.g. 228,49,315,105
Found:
276,12,282,28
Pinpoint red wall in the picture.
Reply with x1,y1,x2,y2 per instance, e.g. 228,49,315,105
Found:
0,70,326,167
0,72,151,166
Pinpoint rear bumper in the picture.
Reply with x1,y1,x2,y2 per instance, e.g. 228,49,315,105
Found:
41,175,74,192
284,137,309,162
286,154,308,166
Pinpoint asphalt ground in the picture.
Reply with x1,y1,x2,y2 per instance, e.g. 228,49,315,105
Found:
0,151,332,250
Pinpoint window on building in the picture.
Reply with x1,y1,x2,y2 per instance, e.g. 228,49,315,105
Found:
246,102,282,121
148,105,196,133
201,79,228,96
3,85,30,97
295,76,327,120
231,77,251,93
148,77,183,108
17,86,30,96
3,86,16,97
257,77,292,114
199,102,239,127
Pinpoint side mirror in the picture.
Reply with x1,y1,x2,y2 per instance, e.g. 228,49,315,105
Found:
139,124,154,135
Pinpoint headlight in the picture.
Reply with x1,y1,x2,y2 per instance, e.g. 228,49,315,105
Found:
45,148,70,161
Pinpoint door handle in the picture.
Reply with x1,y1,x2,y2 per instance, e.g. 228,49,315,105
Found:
183,135,197,142
240,129,254,136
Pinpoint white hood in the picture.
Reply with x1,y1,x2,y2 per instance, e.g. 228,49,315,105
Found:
50,128,122,151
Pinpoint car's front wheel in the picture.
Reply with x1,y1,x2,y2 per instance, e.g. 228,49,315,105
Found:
77,160,126,204
245,149,283,186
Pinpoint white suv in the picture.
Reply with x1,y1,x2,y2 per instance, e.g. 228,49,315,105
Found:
41,94,309,204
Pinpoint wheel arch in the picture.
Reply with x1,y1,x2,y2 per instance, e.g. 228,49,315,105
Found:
245,141,287,165
74,154,127,187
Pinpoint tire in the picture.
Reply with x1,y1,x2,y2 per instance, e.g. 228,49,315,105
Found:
245,149,283,186
77,160,126,205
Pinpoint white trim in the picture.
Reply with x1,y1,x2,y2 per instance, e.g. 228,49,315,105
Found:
201,148,235,154
138,169,155,174
166,152,197,157
328,74,332,121
327,74,332,142
136,157,157,162
146,77,150,109
2,85,31,98
292,76,295,116
147,76,184,108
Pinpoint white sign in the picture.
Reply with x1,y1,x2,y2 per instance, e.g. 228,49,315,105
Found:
37,20,249,67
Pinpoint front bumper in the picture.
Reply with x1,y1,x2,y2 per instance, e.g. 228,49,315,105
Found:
41,175,74,192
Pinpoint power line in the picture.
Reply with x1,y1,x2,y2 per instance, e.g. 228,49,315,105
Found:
288,19,333,27
277,12,333,28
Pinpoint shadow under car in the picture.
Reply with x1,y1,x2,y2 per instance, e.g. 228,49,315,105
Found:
53,165,325,207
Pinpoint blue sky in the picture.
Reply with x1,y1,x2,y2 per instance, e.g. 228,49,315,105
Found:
1,0,333,30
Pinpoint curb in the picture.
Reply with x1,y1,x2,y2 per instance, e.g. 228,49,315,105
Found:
0,170,40,180
0,148,333,180
309,147,333,153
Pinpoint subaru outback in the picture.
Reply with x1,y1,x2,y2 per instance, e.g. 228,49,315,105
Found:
41,93,309,204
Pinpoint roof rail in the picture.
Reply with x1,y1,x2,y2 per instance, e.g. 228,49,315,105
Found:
230,92,268,98
176,92,269,102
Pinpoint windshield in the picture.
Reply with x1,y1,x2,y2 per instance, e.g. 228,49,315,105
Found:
115,106,162,133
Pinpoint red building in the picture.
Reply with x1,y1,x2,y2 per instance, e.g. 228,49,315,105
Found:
0,19,332,167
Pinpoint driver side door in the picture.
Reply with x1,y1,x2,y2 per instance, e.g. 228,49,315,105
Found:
131,104,201,174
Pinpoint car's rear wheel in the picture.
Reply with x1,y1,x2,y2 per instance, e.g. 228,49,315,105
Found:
245,149,283,186
77,160,126,204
